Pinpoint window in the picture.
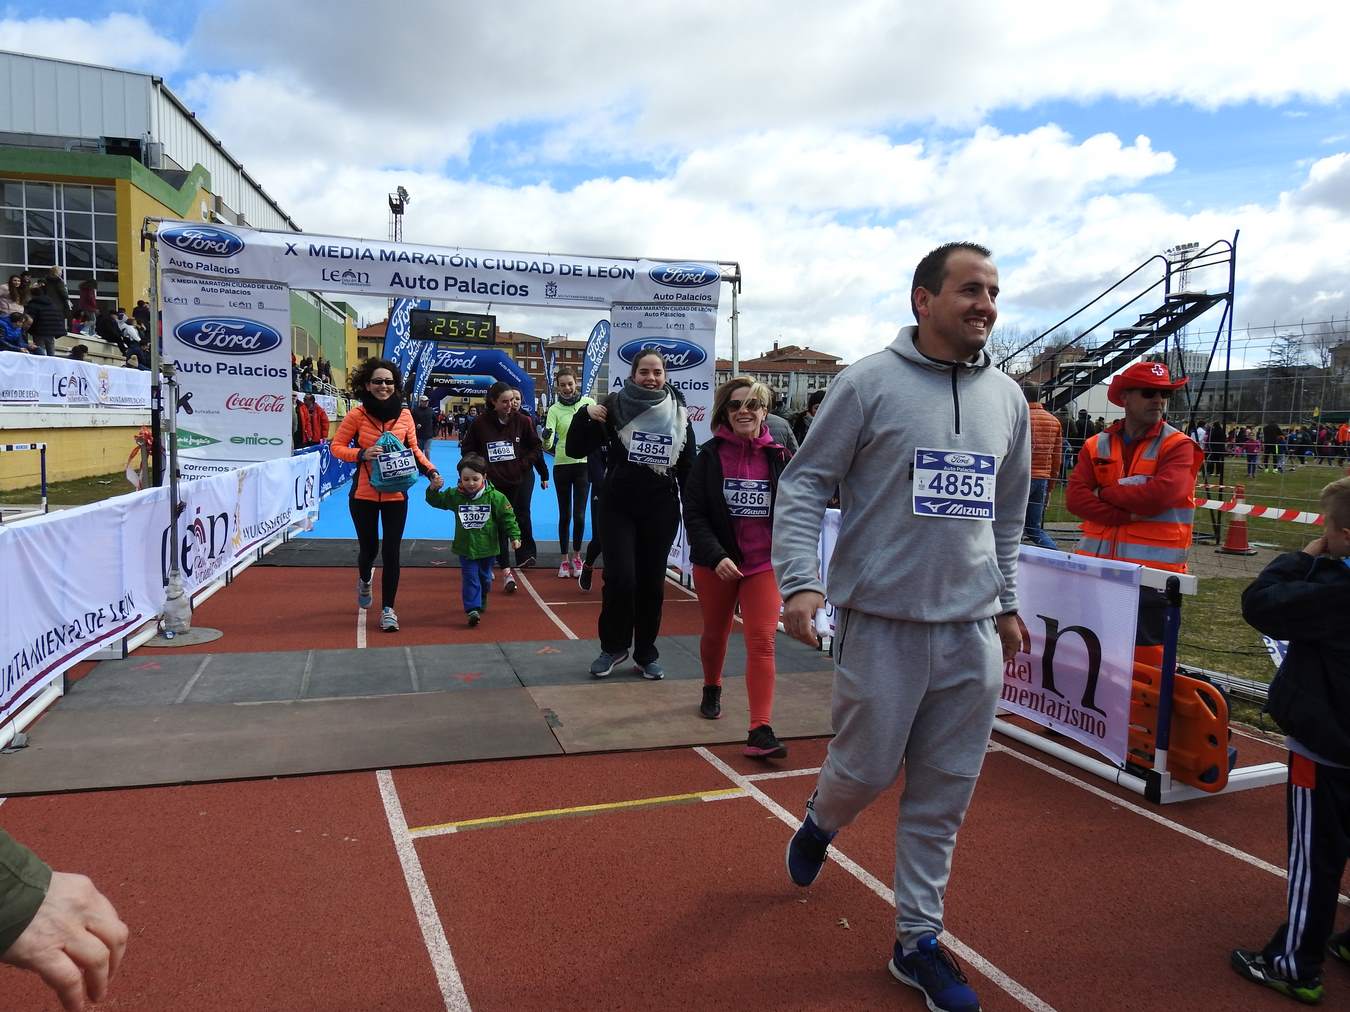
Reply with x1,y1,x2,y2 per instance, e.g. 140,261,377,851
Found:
0,179,119,311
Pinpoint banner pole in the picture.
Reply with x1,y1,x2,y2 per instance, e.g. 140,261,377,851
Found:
147,238,164,488
159,365,192,637
1152,575,1184,775
730,278,740,374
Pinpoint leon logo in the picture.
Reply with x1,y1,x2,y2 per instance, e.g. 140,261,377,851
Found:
159,225,245,258
616,338,707,372
176,428,220,449
648,262,718,288
174,318,283,356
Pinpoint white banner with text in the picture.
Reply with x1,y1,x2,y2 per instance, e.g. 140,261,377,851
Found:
160,272,294,480
154,221,725,312
0,454,319,724
0,353,150,408
608,302,719,445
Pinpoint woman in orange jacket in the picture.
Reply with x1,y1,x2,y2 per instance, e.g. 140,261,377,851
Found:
330,358,438,632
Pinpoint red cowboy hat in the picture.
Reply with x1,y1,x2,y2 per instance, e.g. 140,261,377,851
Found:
1106,361,1188,407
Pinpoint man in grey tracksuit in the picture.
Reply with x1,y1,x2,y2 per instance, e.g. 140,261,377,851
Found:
774,242,1029,1012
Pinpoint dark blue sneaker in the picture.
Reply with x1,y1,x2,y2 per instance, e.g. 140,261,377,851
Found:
890,934,980,1012
785,811,835,887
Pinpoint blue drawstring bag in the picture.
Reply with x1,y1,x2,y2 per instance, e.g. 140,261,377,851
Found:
369,430,418,492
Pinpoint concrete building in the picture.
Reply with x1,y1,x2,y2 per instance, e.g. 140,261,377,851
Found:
715,342,845,412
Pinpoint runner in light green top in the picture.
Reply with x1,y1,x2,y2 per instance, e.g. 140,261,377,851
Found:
544,368,596,577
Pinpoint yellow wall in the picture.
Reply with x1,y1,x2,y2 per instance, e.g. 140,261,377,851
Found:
341,317,358,390
116,178,213,311
0,426,144,489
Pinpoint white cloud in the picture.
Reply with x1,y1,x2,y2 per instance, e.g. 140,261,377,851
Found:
0,14,184,73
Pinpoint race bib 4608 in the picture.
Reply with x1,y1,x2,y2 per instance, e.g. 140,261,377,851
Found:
913,448,997,520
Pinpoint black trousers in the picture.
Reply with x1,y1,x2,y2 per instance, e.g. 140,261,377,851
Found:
597,487,680,663
553,462,589,553
584,491,604,567
496,479,536,568
349,497,408,608
1262,753,1350,978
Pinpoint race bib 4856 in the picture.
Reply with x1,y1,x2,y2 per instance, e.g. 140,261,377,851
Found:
723,477,770,518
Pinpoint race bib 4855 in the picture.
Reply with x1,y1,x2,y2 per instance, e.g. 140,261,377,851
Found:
913,448,997,520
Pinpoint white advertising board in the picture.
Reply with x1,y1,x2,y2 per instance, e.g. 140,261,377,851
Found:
608,302,719,445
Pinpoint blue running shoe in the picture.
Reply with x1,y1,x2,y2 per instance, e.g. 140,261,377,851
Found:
785,811,836,887
890,935,980,1012
589,650,629,678
357,577,373,610
635,659,664,680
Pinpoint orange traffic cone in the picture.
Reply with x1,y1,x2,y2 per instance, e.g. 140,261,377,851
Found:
1217,484,1258,555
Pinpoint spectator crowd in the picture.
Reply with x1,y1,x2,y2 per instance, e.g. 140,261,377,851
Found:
1,268,153,369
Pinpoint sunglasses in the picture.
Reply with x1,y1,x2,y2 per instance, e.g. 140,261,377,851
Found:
369,378,396,386
727,398,765,413
1135,389,1171,400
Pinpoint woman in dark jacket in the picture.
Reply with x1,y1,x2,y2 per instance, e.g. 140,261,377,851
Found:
461,381,547,593
683,377,791,758
567,349,696,679
22,291,66,357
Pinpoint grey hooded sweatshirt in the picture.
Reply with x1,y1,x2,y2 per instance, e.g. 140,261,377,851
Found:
772,326,1030,623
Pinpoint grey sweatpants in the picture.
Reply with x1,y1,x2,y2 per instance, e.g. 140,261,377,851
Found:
808,608,1002,949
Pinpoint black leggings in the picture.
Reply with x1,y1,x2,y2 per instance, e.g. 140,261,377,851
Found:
584,493,603,567
553,462,590,553
495,480,537,567
349,497,408,608
597,487,680,663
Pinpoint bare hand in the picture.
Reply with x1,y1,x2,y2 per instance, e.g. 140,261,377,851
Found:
587,404,608,422
714,558,743,582
511,539,522,550
363,446,384,461
995,613,1024,663
428,473,444,491
1,871,129,1012
1303,536,1327,557
541,481,549,490
782,591,824,647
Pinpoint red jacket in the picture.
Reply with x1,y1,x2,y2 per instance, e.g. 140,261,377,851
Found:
297,402,330,444
330,405,434,502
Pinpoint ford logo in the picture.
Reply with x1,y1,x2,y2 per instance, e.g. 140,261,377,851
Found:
946,453,975,467
648,262,719,288
617,338,707,371
160,225,244,259
173,317,283,355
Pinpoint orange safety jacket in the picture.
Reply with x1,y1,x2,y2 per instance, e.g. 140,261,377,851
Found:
1074,422,1202,573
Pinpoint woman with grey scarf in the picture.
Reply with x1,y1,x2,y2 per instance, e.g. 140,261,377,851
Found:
566,349,696,678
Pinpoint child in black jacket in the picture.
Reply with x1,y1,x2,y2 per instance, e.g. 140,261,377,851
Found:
1232,476,1350,1004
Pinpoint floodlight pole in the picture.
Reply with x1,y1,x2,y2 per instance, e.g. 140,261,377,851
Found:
726,265,742,374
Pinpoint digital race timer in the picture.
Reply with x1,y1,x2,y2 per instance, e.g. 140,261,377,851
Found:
409,309,497,345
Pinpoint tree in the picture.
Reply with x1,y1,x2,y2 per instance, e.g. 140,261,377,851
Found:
1262,332,1306,372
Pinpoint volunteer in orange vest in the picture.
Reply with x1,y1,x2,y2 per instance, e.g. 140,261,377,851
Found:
1066,361,1203,670
296,392,329,449
1338,421,1350,461
330,357,438,633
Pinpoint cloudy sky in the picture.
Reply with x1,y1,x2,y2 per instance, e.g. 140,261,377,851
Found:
6,1,1350,365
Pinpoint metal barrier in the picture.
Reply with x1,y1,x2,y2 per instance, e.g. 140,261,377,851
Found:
0,442,48,524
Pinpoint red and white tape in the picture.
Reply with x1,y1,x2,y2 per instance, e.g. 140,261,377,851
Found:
1196,498,1324,526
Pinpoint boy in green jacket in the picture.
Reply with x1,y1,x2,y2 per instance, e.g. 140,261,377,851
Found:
427,453,521,626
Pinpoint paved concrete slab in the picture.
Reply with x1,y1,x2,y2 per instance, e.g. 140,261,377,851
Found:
60,655,202,709
527,668,835,753
1,689,562,794
409,644,519,692
184,651,308,704
305,645,416,699
502,637,703,686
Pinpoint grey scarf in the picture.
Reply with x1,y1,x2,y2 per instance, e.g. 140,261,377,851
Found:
611,381,687,475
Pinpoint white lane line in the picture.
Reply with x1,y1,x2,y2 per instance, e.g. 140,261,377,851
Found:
299,649,315,698
356,607,367,650
744,766,822,782
376,769,472,1011
987,741,1349,907
172,655,214,704
405,647,421,692
694,746,1056,1012
516,571,578,640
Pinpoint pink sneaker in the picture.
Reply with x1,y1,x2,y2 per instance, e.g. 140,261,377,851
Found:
558,561,570,579
571,553,584,577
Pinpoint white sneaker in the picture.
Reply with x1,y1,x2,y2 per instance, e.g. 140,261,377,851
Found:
558,561,571,579
503,568,517,594
380,606,399,632
357,578,373,609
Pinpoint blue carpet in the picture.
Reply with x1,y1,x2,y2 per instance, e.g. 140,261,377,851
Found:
299,441,591,543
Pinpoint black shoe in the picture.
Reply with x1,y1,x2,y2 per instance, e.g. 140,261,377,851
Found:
699,685,722,720
745,724,787,759
503,569,517,594
578,563,594,592
1231,949,1323,1004
467,610,481,627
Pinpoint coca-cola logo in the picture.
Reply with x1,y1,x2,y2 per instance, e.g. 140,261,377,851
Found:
226,393,287,413
687,405,707,422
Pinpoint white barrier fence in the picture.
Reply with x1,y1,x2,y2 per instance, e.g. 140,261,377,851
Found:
0,453,320,747
0,352,151,408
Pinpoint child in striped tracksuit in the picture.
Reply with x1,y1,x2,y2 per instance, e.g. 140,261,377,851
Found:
1231,476,1350,1004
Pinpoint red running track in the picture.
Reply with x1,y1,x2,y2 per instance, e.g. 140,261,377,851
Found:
4,560,1349,1009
